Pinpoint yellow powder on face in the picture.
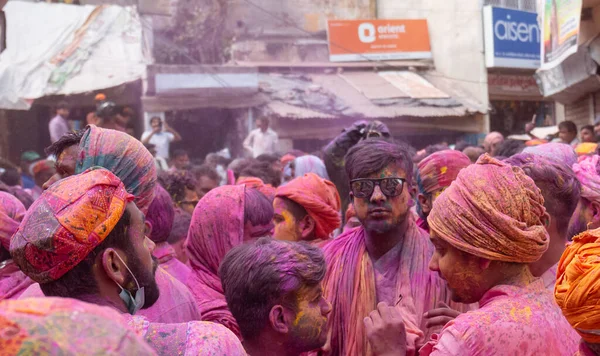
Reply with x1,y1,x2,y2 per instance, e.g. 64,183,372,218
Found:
293,310,305,326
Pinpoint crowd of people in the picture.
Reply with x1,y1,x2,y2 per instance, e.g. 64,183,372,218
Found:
0,116,599,355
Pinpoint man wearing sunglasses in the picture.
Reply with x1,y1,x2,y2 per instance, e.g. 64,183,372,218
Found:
321,139,470,355
415,150,471,233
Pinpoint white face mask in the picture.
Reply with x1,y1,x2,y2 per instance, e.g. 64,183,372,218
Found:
113,252,145,315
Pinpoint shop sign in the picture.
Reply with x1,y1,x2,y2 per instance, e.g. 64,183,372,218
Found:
488,73,541,96
327,19,431,62
483,6,540,69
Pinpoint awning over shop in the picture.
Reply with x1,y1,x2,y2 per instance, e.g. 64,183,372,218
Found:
535,41,600,105
0,1,150,110
262,70,485,120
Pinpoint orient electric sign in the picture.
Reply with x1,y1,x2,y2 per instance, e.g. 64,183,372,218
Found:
327,19,432,62
483,6,540,69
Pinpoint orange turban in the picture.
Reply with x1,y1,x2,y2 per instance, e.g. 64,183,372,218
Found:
429,154,549,263
10,168,134,283
576,143,598,156
276,173,341,239
237,176,276,201
555,228,600,343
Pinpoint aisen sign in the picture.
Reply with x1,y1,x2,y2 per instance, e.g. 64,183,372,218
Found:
327,19,432,62
483,6,540,69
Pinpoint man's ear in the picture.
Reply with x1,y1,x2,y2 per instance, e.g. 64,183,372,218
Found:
269,305,290,334
417,193,431,215
299,215,316,239
145,221,153,239
477,258,492,271
101,248,127,286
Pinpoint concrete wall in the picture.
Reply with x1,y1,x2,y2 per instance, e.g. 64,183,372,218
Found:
378,0,489,131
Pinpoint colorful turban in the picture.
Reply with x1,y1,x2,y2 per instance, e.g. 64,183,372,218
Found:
0,192,25,250
429,155,549,263
276,173,342,239
237,176,276,201
555,228,600,343
576,142,599,156
30,160,54,177
0,297,155,355
10,168,134,283
573,155,600,203
77,125,156,214
146,185,175,244
523,142,578,167
281,154,296,166
416,150,471,194
293,155,330,180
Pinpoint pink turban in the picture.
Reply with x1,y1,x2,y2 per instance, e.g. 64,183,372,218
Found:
146,185,175,243
0,192,25,250
10,168,134,283
429,155,549,263
416,150,471,194
573,155,600,203
276,173,342,239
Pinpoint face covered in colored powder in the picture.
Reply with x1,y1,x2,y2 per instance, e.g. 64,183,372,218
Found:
287,284,332,352
272,197,301,242
567,198,600,239
179,188,199,216
428,230,487,304
119,203,161,309
43,145,80,190
352,164,410,235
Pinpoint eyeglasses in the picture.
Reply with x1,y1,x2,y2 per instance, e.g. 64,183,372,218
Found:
350,178,406,199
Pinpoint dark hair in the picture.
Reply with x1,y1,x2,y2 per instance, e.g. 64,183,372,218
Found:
257,117,269,124
280,197,307,221
256,154,280,164
171,149,188,159
122,107,135,117
56,101,69,110
582,125,594,133
191,164,220,182
150,117,161,125
0,169,21,186
45,128,86,157
158,171,197,205
40,210,133,297
168,210,192,244
559,121,578,134
244,188,274,227
240,161,281,187
219,237,326,341
495,139,525,158
228,158,256,180
345,139,415,184
505,153,581,237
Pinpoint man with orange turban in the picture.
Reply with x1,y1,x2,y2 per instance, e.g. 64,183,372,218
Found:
415,150,471,232
365,155,580,355
555,228,600,355
273,173,341,244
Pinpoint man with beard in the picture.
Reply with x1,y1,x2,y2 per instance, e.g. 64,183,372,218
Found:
364,155,579,355
220,237,331,355
10,168,244,355
321,139,469,355
569,155,600,238
31,125,201,324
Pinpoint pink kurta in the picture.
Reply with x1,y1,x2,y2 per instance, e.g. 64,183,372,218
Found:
0,261,34,300
419,279,580,356
137,267,201,323
18,267,201,323
127,315,246,355
154,242,191,284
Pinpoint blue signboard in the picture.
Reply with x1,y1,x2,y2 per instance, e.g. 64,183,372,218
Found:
483,6,540,69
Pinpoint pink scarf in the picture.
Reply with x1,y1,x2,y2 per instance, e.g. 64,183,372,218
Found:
322,220,453,356
186,185,245,338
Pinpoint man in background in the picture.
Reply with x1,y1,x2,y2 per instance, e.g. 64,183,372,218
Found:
170,149,191,171
49,101,70,143
141,116,182,161
191,164,220,199
19,151,40,189
244,117,278,158
558,121,580,147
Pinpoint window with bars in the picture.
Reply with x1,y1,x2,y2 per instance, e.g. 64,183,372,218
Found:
484,0,537,12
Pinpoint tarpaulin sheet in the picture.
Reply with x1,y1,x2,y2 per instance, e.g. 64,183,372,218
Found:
0,1,150,110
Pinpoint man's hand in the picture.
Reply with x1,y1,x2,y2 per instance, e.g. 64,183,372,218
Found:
364,302,407,356
424,302,461,328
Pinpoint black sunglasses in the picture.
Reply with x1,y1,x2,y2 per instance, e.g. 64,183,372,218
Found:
350,178,406,199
